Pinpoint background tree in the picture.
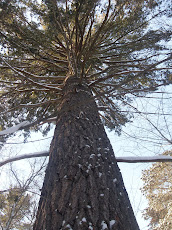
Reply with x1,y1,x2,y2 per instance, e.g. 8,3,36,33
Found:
141,151,172,230
0,186,36,230
0,0,171,229
0,153,47,230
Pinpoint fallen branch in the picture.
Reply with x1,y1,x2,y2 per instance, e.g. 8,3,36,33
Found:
0,152,172,167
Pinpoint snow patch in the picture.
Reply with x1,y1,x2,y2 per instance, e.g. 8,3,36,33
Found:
99,172,102,177
88,164,92,170
79,217,87,225
88,222,93,230
62,220,65,226
113,178,117,183
90,154,95,158
82,217,86,222
100,194,104,197
87,205,91,209
104,147,109,151
101,221,108,230
65,224,72,229
110,220,116,228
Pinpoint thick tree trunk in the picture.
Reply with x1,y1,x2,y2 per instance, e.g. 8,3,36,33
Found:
33,77,139,230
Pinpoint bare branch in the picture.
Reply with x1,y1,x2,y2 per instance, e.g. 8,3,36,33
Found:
0,152,172,168
0,116,57,136
0,151,49,167
116,156,172,163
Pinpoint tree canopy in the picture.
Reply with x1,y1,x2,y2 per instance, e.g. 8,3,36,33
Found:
0,0,171,140
141,151,172,230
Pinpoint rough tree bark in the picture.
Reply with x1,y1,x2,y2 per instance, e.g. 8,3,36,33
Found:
33,76,139,230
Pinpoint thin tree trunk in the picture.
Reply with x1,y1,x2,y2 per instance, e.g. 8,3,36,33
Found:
33,77,139,230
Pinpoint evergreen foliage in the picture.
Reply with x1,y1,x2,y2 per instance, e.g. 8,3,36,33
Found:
0,0,171,140
141,151,172,230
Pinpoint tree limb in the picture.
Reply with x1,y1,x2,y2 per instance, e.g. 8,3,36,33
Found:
0,152,171,167
0,151,49,167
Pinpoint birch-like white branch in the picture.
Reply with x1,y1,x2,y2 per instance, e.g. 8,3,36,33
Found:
0,117,57,136
0,151,49,167
0,121,30,135
116,155,172,163
0,152,172,167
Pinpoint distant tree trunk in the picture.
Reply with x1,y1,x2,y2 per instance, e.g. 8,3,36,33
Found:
33,76,139,230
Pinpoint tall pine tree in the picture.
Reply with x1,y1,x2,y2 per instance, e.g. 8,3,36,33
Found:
0,0,171,229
